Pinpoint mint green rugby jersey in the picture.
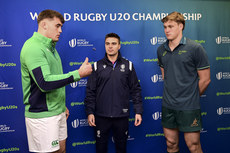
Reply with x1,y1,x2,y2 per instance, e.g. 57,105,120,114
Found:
20,32,80,118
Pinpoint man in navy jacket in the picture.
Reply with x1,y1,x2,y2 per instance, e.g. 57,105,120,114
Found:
84,33,143,153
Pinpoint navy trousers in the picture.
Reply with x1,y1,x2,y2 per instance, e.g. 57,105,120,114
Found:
95,116,129,153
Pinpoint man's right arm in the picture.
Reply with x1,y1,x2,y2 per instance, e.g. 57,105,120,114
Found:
78,57,92,78
21,46,92,92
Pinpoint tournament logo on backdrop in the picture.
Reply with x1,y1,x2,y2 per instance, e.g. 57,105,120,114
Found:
0,82,13,90
216,72,223,80
69,38,77,48
72,119,89,128
150,37,157,45
0,39,12,47
70,82,78,88
217,107,224,115
70,79,87,88
150,36,166,45
151,74,163,83
216,36,221,44
216,36,230,44
69,38,93,48
152,112,162,120
0,124,15,133
77,39,93,47
216,72,230,80
71,119,80,128
217,107,230,115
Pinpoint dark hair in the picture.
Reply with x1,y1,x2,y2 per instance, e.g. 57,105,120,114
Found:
161,11,185,30
37,9,65,24
105,33,120,44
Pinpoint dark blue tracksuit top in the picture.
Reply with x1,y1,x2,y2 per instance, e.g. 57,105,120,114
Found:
84,52,143,118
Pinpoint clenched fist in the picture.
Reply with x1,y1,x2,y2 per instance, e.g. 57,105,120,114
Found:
78,57,92,78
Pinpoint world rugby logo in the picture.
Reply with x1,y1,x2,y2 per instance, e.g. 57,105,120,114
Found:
70,82,78,88
69,38,77,48
151,74,158,83
150,37,157,45
72,119,80,128
216,72,222,80
216,36,221,45
217,107,223,115
152,112,160,120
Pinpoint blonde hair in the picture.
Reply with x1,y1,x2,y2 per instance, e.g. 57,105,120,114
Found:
161,12,185,30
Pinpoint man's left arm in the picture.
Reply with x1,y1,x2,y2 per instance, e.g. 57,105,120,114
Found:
134,114,142,126
129,62,143,126
197,68,211,96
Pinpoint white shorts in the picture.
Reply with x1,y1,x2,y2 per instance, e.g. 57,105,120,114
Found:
25,112,67,152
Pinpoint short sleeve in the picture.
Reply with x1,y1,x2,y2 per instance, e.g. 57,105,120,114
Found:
194,45,210,70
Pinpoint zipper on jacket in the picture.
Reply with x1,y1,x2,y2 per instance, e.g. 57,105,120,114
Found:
111,62,117,117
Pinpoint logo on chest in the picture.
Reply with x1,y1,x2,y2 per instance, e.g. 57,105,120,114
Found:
120,64,125,72
178,50,187,55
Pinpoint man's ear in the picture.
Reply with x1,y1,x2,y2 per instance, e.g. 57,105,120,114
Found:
179,23,183,30
40,20,47,30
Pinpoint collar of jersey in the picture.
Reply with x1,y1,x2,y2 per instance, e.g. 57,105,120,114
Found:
104,51,122,64
33,32,56,52
164,36,187,51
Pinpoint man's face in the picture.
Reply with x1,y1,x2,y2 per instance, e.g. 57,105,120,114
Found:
105,37,121,56
163,20,183,41
45,17,63,42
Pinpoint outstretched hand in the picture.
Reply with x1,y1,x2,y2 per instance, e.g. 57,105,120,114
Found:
78,57,92,78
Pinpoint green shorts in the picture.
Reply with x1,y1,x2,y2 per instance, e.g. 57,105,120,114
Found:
161,106,202,132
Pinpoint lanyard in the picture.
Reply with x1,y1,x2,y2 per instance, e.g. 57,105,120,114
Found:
113,61,117,69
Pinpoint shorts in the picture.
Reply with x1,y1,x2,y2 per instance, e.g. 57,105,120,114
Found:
161,106,202,132
25,112,67,152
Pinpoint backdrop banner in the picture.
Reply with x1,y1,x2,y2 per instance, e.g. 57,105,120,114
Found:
0,0,230,152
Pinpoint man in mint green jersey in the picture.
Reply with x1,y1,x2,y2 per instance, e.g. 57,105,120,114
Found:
20,9,92,153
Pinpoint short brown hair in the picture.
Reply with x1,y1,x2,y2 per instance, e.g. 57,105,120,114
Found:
37,9,65,24
105,33,120,44
161,12,185,30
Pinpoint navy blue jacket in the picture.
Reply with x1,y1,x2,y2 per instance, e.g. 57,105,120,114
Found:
84,52,143,118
